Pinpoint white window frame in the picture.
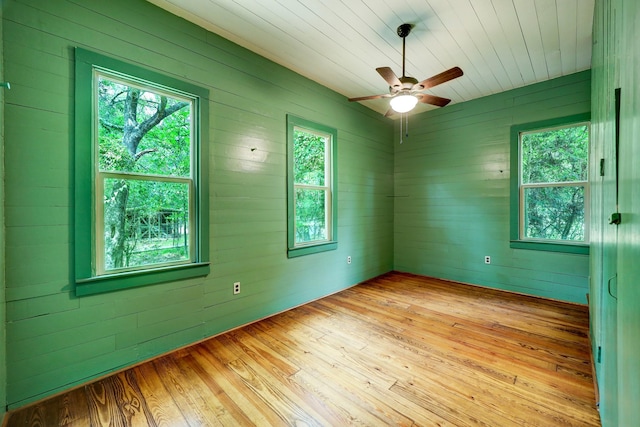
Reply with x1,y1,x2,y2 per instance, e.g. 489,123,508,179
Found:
286,115,338,258
93,70,197,275
510,114,590,254
292,126,333,247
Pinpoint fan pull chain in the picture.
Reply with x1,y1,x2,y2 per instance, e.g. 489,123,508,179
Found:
399,113,410,144
405,113,409,138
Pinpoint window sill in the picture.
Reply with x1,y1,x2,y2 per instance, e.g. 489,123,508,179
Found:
75,262,210,296
287,241,337,258
510,240,589,255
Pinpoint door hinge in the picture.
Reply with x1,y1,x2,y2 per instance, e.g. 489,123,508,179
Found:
597,346,602,363
600,158,605,176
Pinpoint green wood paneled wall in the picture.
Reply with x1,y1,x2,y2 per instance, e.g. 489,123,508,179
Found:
589,0,619,424
394,71,591,303
0,2,7,421
591,0,640,425
616,0,640,422
2,0,394,408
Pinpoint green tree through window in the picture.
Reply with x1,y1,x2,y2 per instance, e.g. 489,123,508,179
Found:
294,129,329,244
74,48,209,295
287,115,337,258
96,73,194,273
518,120,589,243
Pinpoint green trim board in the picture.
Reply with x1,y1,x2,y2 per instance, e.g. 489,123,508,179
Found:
509,113,591,255
74,48,210,295
75,262,210,296
286,114,338,258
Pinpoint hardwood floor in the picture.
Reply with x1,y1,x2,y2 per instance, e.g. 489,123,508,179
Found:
6,272,601,426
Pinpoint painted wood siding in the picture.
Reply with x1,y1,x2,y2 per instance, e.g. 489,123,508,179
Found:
589,0,619,424
394,71,591,303
2,0,394,408
591,0,640,425
0,2,7,422
616,0,640,423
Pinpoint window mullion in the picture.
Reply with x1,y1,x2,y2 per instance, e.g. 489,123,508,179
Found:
101,171,192,184
521,181,588,188
294,183,330,191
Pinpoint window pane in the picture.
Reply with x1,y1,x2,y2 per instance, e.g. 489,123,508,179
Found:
97,75,192,178
521,124,588,184
103,178,190,271
295,188,327,244
523,186,585,241
294,129,326,186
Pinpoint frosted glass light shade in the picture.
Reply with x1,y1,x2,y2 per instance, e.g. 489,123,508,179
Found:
389,94,418,113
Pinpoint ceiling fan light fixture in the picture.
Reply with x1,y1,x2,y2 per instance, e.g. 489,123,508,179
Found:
390,93,418,113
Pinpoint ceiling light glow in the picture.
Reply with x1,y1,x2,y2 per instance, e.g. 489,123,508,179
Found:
390,94,418,113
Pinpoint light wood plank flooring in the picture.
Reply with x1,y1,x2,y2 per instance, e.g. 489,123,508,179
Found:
6,272,601,426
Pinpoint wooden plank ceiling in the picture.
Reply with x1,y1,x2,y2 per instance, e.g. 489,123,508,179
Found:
146,0,594,116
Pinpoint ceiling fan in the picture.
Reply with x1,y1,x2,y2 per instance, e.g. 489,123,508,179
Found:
349,23,463,116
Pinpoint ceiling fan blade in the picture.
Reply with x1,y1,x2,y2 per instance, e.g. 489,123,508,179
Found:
384,108,396,117
376,67,402,89
413,66,463,91
417,93,451,107
348,93,390,102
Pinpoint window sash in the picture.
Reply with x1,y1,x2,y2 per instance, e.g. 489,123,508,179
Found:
286,115,337,257
519,122,589,185
95,172,195,275
292,126,333,247
518,182,589,243
94,70,195,178
293,184,332,246
516,120,590,245
92,68,197,275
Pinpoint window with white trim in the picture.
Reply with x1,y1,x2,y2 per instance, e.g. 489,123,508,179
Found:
510,114,589,253
96,71,196,273
287,115,337,258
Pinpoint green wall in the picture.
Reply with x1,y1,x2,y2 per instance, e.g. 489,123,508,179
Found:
591,0,640,425
4,0,637,420
394,71,591,303
616,0,640,422
0,0,7,421
2,0,394,408
589,0,619,424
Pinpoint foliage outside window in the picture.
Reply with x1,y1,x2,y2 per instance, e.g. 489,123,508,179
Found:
97,72,194,273
75,48,209,295
287,115,337,258
510,113,590,254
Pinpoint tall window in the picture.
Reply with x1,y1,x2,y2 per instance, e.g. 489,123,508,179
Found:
287,115,337,258
96,72,194,274
75,48,209,295
510,113,590,253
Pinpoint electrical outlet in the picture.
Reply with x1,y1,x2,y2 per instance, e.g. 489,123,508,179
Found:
484,256,491,264
347,256,352,264
233,281,240,294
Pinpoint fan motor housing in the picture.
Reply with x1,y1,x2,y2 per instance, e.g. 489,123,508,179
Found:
390,76,419,93
397,23,413,38
400,76,418,86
